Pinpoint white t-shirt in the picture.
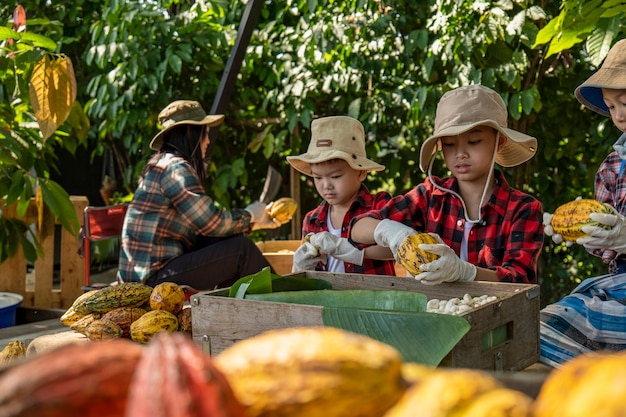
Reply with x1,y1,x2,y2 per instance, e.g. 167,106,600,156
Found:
325,220,344,273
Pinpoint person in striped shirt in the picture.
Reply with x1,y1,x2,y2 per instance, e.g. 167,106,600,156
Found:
118,100,283,290
350,85,543,285
541,39,626,367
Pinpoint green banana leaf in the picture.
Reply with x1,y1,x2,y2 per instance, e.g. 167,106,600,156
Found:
229,266,332,298
245,289,470,366
245,289,428,311
323,308,470,366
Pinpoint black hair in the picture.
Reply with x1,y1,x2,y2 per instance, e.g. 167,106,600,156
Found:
144,124,206,179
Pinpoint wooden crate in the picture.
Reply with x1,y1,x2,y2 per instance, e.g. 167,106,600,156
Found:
191,271,540,371
256,240,409,277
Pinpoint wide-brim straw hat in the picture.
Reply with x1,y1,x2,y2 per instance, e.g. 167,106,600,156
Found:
150,100,225,151
419,85,537,172
575,38,626,117
287,116,385,176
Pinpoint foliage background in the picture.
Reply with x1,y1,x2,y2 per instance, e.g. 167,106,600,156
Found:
1,0,625,306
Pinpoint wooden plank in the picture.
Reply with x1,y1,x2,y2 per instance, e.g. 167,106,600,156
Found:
33,231,54,308
60,196,89,308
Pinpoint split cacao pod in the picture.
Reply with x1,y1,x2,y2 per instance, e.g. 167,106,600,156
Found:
550,198,616,242
268,197,297,223
214,326,406,417
125,332,248,417
130,309,179,344
0,339,143,417
395,233,440,276
149,282,185,315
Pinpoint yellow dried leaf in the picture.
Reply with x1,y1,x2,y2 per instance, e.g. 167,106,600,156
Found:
29,54,77,141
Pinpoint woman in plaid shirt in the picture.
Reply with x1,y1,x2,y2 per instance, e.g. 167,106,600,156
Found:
350,85,543,285
118,100,283,290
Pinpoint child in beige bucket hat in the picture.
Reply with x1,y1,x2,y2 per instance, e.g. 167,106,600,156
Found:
350,85,544,285
540,39,626,368
287,116,397,275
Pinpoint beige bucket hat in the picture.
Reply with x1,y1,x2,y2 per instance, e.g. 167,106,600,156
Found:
575,38,626,117
150,100,225,151
287,116,385,176
419,85,537,172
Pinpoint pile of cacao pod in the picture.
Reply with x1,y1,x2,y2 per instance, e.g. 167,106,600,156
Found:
59,281,192,343
0,324,624,416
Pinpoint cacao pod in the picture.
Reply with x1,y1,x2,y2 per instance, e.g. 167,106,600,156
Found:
215,326,406,417
395,233,440,276
268,197,297,223
0,341,27,367
85,319,124,341
383,368,533,417
0,339,143,417
60,290,99,326
533,351,626,417
125,332,248,417
70,312,102,335
101,307,147,338
75,283,153,314
149,282,185,315
130,309,179,344
550,199,616,242
176,306,192,335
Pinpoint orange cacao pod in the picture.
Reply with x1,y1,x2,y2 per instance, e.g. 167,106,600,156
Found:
125,332,248,417
0,339,143,417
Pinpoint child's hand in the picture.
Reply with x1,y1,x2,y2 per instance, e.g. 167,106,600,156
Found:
307,232,364,265
373,219,418,260
292,240,322,272
414,243,477,285
579,211,626,254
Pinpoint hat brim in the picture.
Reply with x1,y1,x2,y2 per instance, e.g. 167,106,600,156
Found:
287,150,385,176
419,120,537,172
573,67,626,117
149,114,225,151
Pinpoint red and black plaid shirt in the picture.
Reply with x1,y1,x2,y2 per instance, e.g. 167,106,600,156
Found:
302,185,397,275
351,170,543,284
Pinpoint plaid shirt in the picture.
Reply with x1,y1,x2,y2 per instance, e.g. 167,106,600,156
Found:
352,170,543,284
118,153,252,283
302,185,396,275
593,149,626,272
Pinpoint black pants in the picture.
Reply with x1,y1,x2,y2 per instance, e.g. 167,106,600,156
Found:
145,235,271,291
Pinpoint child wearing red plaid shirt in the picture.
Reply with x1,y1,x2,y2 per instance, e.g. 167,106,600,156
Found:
350,85,543,285
288,116,396,275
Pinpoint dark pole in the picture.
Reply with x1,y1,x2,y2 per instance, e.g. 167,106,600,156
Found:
206,0,264,160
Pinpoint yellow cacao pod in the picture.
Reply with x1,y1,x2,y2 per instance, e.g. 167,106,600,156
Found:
214,326,406,417
59,290,99,326
149,282,185,315
0,340,27,367
396,233,440,276
383,368,530,417
551,199,616,242
85,319,124,341
130,309,179,344
269,197,297,223
533,351,626,417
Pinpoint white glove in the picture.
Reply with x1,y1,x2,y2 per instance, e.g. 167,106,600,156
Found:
308,232,364,265
245,201,282,230
373,219,417,261
292,241,322,272
414,242,477,285
578,211,626,254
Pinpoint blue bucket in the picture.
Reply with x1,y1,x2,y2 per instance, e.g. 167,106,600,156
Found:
0,293,23,328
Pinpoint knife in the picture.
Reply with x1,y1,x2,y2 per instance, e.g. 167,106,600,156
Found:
258,165,282,204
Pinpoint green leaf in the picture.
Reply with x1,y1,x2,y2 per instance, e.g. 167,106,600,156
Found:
229,266,334,298
323,308,470,366
270,278,333,292
245,289,427,312
229,266,276,298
